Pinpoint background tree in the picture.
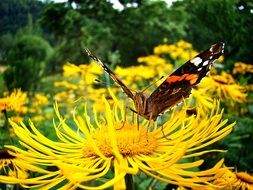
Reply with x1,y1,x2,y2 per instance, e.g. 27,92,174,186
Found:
111,0,187,66
39,1,115,68
4,34,53,91
39,0,187,67
0,0,44,66
172,0,253,69
0,0,43,35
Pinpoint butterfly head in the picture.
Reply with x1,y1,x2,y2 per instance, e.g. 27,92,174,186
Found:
133,92,149,116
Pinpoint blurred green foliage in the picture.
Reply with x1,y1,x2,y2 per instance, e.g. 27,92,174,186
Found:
1,0,252,69
0,0,43,35
179,0,253,68
1,0,252,75
4,34,53,90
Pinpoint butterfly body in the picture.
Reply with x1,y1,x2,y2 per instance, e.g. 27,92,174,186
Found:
132,92,151,119
86,42,224,121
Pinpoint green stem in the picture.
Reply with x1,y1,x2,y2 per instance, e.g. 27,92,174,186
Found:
1,109,13,145
125,174,135,190
2,109,8,128
0,183,6,190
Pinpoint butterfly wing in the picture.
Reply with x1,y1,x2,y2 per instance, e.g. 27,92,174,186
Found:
85,49,134,99
147,42,225,117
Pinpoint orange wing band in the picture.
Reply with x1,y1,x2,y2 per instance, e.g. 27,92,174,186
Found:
166,74,199,85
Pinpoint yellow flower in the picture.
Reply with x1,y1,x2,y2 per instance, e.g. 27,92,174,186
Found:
0,89,28,114
115,65,155,80
180,49,198,62
54,81,79,90
137,55,174,77
9,116,23,123
245,85,253,92
234,172,253,190
233,62,253,75
199,73,247,103
213,167,253,190
89,61,103,75
32,93,49,108
63,62,82,76
218,55,224,63
154,44,175,55
28,93,52,122
54,90,74,101
30,115,46,122
0,150,29,181
177,40,193,49
114,65,157,90
137,55,168,66
190,88,214,113
5,91,234,189
153,41,198,62
62,62,103,88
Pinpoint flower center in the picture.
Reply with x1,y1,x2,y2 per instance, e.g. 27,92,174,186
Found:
82,123,158,157
0,150,16,159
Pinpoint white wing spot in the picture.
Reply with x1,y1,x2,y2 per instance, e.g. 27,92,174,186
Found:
197,67,202,71
221,43,225,53
190,57,202,66
203,60,209,66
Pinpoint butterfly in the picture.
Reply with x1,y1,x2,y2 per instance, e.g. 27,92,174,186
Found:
85,42,224,121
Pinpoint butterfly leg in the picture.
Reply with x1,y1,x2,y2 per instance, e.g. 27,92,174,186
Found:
126,106,139,130
145,112,154,142
116,106,127,130
161,125,171,140
160,115,171,140
125,106,142,132
129,107,138,114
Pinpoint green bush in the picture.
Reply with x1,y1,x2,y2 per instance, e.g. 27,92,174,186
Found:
4,34,53,90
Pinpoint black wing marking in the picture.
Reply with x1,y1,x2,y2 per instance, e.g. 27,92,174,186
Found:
148,42,225,109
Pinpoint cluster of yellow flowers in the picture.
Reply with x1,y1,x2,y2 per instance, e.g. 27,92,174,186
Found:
0,40,252,189
233,62,253,75
0,89,51,123
154,40,197,61
53,62,118,113
0,89,28,123
28,93,51,121
196,72,247,106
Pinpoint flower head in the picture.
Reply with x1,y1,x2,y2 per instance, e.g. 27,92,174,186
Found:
0,89,28,114
213,167,253,190
4,91,234,189
0,150,29,182
153,40,198,61
198,73,247,104
233,62,253,75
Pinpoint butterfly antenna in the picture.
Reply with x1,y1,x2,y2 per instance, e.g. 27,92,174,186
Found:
95,78,137,93
141,76,164,93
